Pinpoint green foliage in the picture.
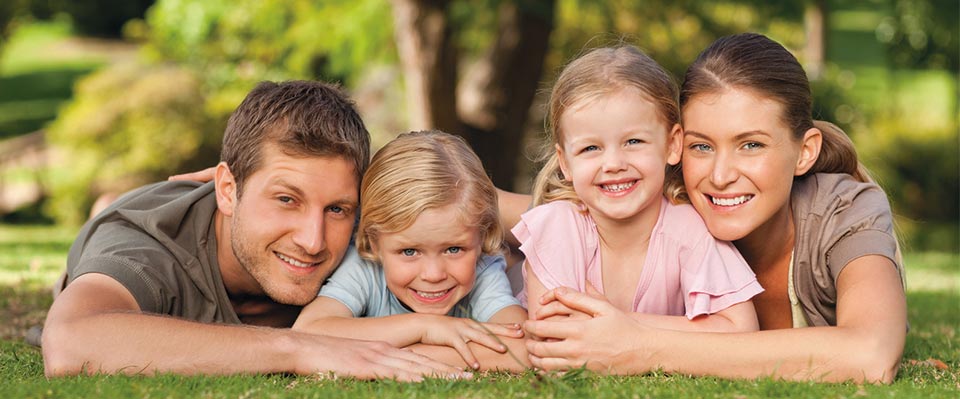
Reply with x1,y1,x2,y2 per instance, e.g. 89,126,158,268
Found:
877,0,959,70
145,0,396,87
45,62,222,226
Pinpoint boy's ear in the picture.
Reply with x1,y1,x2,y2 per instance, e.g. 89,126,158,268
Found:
556,144,571,181
795,127,822,176
214,162,238,216
666,123,683,166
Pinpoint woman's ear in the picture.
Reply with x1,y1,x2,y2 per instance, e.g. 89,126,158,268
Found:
556,144,571,181
214,162,237,216
795,127,823,176
666,123,683,166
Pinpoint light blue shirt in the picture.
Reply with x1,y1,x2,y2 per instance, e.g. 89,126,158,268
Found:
319,246,520,322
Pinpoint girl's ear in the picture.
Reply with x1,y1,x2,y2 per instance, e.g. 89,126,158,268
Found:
556,144,571,181
666,123,683,166
795,127,823,176
214,162,238,216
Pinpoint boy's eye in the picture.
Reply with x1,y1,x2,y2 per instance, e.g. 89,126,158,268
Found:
328,205,343,214
446,247,462,254
689,143,712,152
401,249,417,256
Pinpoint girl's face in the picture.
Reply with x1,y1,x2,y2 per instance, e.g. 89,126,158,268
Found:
681,88,819,242
374,204,481,315
557,88,682,225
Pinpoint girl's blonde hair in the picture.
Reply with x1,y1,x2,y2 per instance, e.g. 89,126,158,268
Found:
532,45,684,206
356,130,504,261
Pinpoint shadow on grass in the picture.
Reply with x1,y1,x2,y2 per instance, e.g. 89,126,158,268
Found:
0,64,99,139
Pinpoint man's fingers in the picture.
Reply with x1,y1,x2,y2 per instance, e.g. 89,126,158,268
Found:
167,167,216,182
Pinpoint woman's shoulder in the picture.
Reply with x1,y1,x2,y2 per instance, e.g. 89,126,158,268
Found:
793,173,891,215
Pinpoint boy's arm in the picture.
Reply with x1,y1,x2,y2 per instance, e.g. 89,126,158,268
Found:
42,273,462,379
407,304,531,372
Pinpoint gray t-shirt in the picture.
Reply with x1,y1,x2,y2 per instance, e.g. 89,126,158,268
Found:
791,173,903,326
65,181,239,324
319,246,521,322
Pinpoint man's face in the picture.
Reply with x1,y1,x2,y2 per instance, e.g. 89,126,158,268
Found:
219,143,359,305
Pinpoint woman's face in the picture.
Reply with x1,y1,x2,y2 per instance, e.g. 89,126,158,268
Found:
680,88,815,242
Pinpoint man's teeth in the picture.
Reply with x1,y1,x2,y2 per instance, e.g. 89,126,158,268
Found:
711,195,752,206
602,182,634,192
416,289,450,299
276,253,314,268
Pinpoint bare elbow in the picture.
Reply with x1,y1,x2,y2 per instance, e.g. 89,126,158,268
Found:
846,336,903,384
41,326,85,377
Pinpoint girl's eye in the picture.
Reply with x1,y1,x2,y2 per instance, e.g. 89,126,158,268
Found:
626,138,643,145
689,143,712,152
401,249,417,256
446,247,462,254
581,145,600,153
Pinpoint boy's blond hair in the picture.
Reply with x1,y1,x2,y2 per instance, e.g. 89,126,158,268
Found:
356,130,504,261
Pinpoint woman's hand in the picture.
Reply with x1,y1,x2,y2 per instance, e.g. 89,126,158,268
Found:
168,166,216,183
523,287,652,374
420,315,524,369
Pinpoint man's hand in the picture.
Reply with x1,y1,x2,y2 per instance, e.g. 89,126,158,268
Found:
168,167,216,182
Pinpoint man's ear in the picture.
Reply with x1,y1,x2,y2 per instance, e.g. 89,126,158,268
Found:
556,144,571,181
795,127,822,176
666,123,683,166
214,162,238,216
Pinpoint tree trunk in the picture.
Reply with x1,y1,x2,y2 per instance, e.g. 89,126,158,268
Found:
391,0,556,189
804,0,828,80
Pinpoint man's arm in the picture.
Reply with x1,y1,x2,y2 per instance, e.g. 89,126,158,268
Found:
42,273,466,380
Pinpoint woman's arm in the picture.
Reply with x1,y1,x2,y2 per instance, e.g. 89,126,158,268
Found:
497,189,532,248
524,255,907,383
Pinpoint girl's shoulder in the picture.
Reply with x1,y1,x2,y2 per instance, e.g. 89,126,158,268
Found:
516,200,594,235
657,199,712,240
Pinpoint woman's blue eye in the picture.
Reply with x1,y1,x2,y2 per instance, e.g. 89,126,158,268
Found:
743,142,764,150
401,249,416,256
690,143,712,152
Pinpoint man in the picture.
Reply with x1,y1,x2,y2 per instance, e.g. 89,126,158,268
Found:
41,81,464,380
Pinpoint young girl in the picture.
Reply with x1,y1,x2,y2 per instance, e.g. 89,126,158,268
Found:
517,45,763,338
523,33,906,383
292,130,528,371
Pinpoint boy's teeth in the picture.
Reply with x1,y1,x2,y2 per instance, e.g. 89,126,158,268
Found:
416,289,450,299
602,182,634,192
276,252,313,268
711,195,752,206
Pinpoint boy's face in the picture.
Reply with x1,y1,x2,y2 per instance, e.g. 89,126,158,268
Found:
375,204,481,315
217,143,359,305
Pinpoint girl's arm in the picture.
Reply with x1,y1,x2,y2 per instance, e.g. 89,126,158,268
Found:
293,296,521,369
408,304,531,371
524,255,907,383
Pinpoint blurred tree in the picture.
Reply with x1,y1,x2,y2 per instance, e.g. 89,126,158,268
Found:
65,0,155,37
392,0,555,188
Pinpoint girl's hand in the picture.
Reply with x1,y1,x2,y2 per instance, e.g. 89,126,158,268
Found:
535,284,606,321
420,315,524,369
168,166,216,182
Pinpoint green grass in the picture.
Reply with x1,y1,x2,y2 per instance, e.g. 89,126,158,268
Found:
0,225,957,397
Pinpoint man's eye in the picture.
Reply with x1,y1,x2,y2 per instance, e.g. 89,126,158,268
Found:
401,249,417,256
278,196,295,204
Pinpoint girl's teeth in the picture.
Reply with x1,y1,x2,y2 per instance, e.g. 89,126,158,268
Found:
276,252,313,268
711,195,752,206
602,182,634,192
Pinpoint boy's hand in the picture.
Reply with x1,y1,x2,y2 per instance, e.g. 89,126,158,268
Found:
419,315,523,369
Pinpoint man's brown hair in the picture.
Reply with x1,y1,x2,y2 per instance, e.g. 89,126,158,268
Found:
221,80,371,195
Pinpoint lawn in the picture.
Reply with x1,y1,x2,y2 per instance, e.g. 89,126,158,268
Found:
0,224,957,398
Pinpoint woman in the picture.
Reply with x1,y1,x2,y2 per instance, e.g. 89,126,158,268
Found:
517,33,906,383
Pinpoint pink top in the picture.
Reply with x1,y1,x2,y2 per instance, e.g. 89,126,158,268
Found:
513,198,763,319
